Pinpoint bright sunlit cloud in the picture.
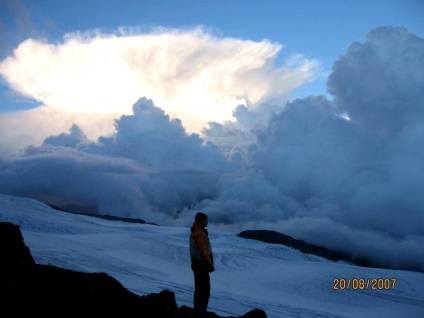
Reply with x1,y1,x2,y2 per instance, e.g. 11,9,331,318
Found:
0,27,319,141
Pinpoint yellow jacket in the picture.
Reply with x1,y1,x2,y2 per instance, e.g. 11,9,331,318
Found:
190,223,213,267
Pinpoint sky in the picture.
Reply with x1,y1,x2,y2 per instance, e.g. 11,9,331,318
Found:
1,193,424,318
0,0,424,274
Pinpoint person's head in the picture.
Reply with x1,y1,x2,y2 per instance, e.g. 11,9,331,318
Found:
195,212,208,227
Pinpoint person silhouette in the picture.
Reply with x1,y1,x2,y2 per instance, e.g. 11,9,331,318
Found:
189,212,215,317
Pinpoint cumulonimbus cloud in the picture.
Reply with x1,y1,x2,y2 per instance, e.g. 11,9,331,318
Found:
0,27,319,154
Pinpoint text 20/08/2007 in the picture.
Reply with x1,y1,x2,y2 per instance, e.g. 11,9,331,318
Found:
333,278,397,290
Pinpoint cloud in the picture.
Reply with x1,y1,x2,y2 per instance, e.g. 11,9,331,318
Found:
0,27,319,154
328,26,424,135
0,105,118,155
0,26,423,271
187,26,424,271
0,97,238,225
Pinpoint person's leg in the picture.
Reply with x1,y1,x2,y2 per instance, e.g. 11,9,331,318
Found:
192,264,211,317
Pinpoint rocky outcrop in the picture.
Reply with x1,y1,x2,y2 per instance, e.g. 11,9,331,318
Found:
0,222,266,317
238,229,374,267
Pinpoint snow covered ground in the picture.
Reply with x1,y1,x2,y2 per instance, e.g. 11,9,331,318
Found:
1,193,423,318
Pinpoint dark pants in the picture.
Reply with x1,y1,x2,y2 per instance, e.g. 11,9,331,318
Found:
191,263,210,318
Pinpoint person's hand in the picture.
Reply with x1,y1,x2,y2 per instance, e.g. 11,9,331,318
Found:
208,265,215,273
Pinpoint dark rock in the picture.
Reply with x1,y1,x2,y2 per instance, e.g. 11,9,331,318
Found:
177,306,266,318
1,221,266,317
239,308,267,318
239,230,424,273
0,221,36,270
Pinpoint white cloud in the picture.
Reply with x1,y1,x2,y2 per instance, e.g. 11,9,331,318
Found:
327,26,424,135
0,106,118,155
0,27,319,154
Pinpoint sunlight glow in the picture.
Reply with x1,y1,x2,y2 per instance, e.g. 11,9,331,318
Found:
0,28,318,135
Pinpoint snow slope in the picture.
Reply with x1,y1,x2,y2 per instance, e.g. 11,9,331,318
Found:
1,193,423,318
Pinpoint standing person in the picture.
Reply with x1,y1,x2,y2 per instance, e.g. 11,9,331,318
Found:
190,212,215,318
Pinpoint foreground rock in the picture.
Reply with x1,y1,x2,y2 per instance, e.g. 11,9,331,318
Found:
0,222,266,317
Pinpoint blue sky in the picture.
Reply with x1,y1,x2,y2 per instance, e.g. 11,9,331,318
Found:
0,0,424,271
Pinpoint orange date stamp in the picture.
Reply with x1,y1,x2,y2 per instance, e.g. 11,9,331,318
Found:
333,278,397,290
